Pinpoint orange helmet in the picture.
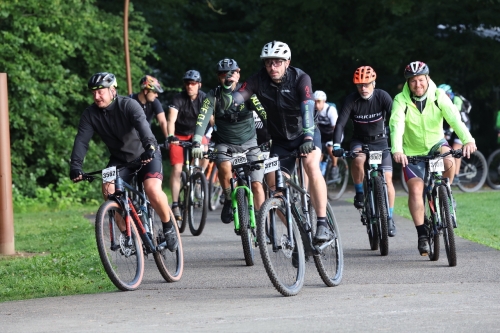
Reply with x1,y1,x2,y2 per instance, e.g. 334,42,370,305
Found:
353,66,377,84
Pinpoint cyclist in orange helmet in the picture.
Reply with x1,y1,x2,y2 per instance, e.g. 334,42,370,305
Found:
332,66,396,237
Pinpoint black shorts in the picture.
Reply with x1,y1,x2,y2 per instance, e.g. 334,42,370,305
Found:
107,155,164,184
271,128,322,174
350,139,392,172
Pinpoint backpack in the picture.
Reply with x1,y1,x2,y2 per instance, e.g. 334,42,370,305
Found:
456,94,472,114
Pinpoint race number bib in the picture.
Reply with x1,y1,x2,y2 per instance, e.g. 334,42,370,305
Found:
429,158,445,172
102,166,117,183
264,156,279,174
368,151,383,165
231,153,248,166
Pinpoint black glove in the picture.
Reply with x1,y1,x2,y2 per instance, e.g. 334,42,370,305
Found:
141,145,156,161
164,138,169,149
223,70,234,89
299,138,315,154
70,169,83,182
167,136,179,143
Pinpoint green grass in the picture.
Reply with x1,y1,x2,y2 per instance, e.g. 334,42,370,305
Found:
0,206,115,303
394,190,500,250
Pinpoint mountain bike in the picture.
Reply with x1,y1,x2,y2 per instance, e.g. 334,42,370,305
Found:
486,148,500,190
207,144,267,266
323,153,349,201
336,146,391,256
258,151,344,296
82,160,184,290
163,141,208,236
406,149,462,267
401,150,487,193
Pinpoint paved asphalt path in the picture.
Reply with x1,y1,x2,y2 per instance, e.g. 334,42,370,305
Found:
2,188,499,332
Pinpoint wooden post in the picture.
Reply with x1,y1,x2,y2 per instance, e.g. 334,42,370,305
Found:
0,73,15,255
124,0,132,95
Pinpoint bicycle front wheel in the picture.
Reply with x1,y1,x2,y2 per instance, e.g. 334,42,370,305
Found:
236,188,254,266
457,150,487,192
177,171,188,233
486,149,500,190
257,197,305,297
152,208,184,282
326,158,349,201
188,171,208,236
95,200,144,291
374,177,389,256
439,186,457,266
208,164,223,211
313,202,344,287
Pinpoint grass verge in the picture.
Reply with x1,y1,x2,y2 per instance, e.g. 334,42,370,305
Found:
394,190,500,250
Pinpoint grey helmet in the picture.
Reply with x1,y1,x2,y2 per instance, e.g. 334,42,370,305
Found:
217,58,239,72
183,70,202,82
88,72,117,90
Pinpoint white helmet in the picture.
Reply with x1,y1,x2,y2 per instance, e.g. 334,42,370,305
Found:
314,90,327,101
260,41,291,60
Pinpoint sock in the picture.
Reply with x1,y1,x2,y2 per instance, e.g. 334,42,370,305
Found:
389,207,394,218
163,220,173,233
172,201,178,208
224,187,232,202
317,216,327,227
354,183,363,193
415,224,427,237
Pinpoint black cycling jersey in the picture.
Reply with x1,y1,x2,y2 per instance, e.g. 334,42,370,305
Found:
169,90,206,136
333,89,392,144
70,95,158,170
129,93,164,124
225,66,315,141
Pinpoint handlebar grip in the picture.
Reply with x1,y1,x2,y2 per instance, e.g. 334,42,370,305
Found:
333,148,345,158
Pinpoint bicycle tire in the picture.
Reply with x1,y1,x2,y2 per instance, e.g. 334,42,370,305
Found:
326,158,349,201
177,171,188,233
151,208,184,282
188,171,208,236
236,188,254,266
364,181,379,251
95,200,144,291
439,186,457,266
374,177,389,256
313,202,344,287
486,149,500,190
208,164,223,211
425,214,440,261
457,150,487,192
257,197,305,297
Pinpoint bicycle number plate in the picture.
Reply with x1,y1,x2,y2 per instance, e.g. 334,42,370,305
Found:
264,156,279,174
429,158,445,172
102,166,117,183
231,153,248,166
369,151,383,165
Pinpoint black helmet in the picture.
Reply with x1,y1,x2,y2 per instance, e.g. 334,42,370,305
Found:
183,70,202,82
216,58,239,72
88,72,117,90
404,61,429,79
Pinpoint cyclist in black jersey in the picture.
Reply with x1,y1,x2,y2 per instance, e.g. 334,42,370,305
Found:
130,75,168,147
69,72,178,252
219,41,332,244
192,58,268,224
333,66,396,237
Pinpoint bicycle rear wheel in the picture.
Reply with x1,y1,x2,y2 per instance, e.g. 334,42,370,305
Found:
486,149,500,190
188,171,208,236
208,164,223,211
151,208,184,282
374,177,389,256
313,202,344,287
326,158,349,201
257,197,305,297
95,200,144,291
457,150,487,192
439,186,457,266
177,171,188,233
236,188,254,266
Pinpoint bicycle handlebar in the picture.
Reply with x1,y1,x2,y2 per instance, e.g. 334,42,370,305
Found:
407,149,463,165
81,159,143,183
